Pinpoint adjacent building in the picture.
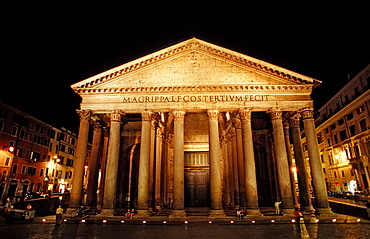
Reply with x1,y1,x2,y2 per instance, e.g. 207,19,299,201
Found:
312,64,370,194
0,102,79,203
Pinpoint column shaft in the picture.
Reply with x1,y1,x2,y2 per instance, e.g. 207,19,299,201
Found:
70,109,91,208
235,117,247,208
208,110,223,210
301,108,332,214
268,109,294,214
171,111,186,218
137,111,152,215
240,108,261,215
103,111,123,210
86,121,102,206
290,114,313,213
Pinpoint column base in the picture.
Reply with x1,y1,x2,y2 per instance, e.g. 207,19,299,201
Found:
281,208,295,216
99,209,114,217
65,208,78,218
208,209,227,218
315,207,335,216
246,208,263,217
302,205,315,214
170,209,186,218
136,209,150,218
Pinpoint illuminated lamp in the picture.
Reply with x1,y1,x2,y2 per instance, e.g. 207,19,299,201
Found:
271,219,275,223
143,220,147,224
42,218,46,222
102,220,107,223
184,220,189,224
121,220,125,224
332,219,336,223
251,220,256,224
81,219,86,223
291,219,296,223
208,221,212,224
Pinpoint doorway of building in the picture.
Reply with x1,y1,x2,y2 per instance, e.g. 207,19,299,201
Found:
184,152,210,207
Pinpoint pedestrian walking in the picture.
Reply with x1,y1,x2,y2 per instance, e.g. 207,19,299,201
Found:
236,209,241,219
55,205,63,225
26,203,32,218
274,201,281,214
294,208,303,223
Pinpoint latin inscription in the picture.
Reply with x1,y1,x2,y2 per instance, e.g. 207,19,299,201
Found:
122,95,269,103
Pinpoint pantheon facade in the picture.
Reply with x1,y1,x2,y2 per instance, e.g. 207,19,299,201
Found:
70,38,332,217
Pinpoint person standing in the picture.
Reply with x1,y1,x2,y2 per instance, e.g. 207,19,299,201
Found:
274,201,281,214
55,206,63,225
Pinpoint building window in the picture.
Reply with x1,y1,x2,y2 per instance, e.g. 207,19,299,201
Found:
11,164,18,174
334,134,338,144
4,156,11,166
21,165,27,174
19,128,25,139
331,123,336,130
328,154,333,165
359,118,367,132
356,105,365,114
345,148,351,159
341,171,345,178
29,151,41,161
39,168,44,177
334,172,337,178
349,124,356,136
338,118,344,126
1,171,7,180
11,126,18,136
354,145,361,157
339,130,347,141
346,112,354,120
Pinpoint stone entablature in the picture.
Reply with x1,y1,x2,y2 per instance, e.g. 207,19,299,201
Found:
74,84,312,94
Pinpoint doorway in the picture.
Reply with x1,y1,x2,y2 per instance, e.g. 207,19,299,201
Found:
185,168,209,207
184,152,210,207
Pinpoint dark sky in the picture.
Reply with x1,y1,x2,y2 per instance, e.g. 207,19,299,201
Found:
2,3,369,132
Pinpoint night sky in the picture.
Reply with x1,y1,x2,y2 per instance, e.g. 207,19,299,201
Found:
2,3,369,133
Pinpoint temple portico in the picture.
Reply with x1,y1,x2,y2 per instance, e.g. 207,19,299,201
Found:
69,38,333,217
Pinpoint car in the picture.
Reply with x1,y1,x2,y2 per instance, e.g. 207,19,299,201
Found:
341,191,353,199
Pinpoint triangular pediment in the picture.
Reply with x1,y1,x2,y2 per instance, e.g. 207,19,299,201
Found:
71,38,319,93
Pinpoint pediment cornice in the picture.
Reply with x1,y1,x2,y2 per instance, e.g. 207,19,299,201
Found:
71,38,320,91
74,84,312,95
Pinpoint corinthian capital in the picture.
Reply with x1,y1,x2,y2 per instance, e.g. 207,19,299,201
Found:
77,109,92,122
300,107,314,120
239,108,252,121
289,114,301,128
267,108,282,120
110,110,124,122
207,110,219,121
142,110,153,121
172,110,186,121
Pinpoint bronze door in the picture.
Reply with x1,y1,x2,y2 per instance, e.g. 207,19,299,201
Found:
185,169,209,207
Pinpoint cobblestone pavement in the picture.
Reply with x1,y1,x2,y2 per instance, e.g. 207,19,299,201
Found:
1,219,370,239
